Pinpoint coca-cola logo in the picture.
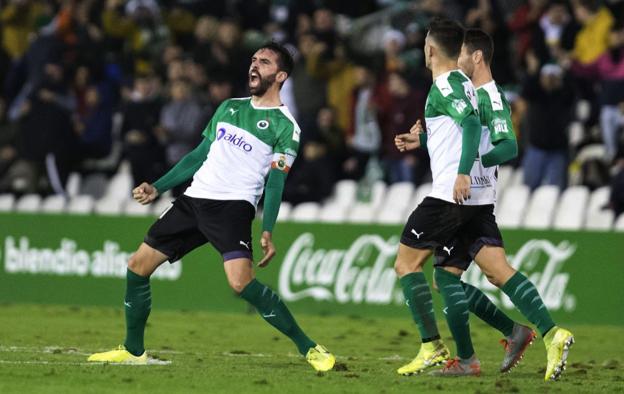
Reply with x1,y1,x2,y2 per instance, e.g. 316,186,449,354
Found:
279,233,402,305
464,239,577,312
278,234,577,312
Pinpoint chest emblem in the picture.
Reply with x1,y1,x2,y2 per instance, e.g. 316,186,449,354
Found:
257,120,269,130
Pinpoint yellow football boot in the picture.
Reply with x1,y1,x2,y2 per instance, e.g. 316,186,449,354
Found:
397,340,450,375
87,345,147,365
543,327,575,381
305,344,335,372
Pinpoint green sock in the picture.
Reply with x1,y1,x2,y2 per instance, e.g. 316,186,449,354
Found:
501,271,555,337
123,269,151,356
435,268,474,359
462,281,514,337
399,272,440,342
240,279,316,355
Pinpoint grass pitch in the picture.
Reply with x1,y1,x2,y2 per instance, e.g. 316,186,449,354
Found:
0,303,622,393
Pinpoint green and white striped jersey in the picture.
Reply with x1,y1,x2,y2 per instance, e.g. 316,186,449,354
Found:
184,97,300,207
424,70,479,203
465,80,516,206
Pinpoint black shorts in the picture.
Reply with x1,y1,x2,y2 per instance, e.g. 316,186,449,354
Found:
400,197,463,250
401,197,503,270
145,195,255,262
433,204,503,271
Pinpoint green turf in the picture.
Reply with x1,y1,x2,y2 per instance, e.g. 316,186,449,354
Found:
0,304,622,393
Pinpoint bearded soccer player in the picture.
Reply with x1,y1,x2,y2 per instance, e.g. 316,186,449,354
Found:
396,29,574,381
391,18,483,376
87,42,335,372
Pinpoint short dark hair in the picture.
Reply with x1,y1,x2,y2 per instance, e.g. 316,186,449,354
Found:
463,29,494,65
427,17,464,59
257,42,294,77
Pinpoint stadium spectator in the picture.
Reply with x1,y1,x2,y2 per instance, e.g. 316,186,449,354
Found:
157,78,203,196
101,0,170,74
291,32,327,133
120,73,165,186
463,0,514,84
378,71,426,184
531,0,578,67
343,65,382,180
508,0,549,63
73,84,114,161
12,62,78,195
0,0,48,60
598,20,624,159
521,63,575,190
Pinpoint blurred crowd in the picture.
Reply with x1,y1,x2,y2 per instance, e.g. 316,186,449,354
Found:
0,0,623,215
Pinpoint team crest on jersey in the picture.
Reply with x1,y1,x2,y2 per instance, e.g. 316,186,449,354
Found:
257,120,269,130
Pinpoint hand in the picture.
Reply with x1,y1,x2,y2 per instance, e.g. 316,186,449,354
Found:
394,119,423,152
453,174,471,204
132,182,158,205
257,231,276,268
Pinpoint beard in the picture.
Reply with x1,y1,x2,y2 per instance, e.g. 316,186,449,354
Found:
248,72,276,97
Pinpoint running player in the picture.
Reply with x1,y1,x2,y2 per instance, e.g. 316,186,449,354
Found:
391,17,483,376
87,42,335,372
396,29,574,381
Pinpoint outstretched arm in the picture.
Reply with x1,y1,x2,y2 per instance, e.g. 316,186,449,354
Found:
153,137,211,193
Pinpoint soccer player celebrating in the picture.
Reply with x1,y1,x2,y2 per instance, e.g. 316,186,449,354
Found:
396,29,574,381
87,42,335,372
391,17,483,376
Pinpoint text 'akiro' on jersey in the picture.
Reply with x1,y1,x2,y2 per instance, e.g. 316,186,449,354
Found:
184,98,300,208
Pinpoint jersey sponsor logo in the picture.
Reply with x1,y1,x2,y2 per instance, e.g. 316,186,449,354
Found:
452,99,468,114
257,120,269,130
492,118,509,133
471,175,492,187
216,127,253,152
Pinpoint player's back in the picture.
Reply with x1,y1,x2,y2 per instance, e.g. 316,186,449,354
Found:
424,70,478,203
185,98,300,207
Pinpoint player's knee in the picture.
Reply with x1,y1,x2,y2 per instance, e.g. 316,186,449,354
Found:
485,273,503,288
229,278,251,294
128,254,149,277
394,260,410,277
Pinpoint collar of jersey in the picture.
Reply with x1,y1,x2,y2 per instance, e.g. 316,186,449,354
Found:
434,69,470,82
475,79,496,91
249,98,284,110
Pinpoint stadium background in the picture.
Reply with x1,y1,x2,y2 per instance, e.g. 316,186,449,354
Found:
0,1,623,393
